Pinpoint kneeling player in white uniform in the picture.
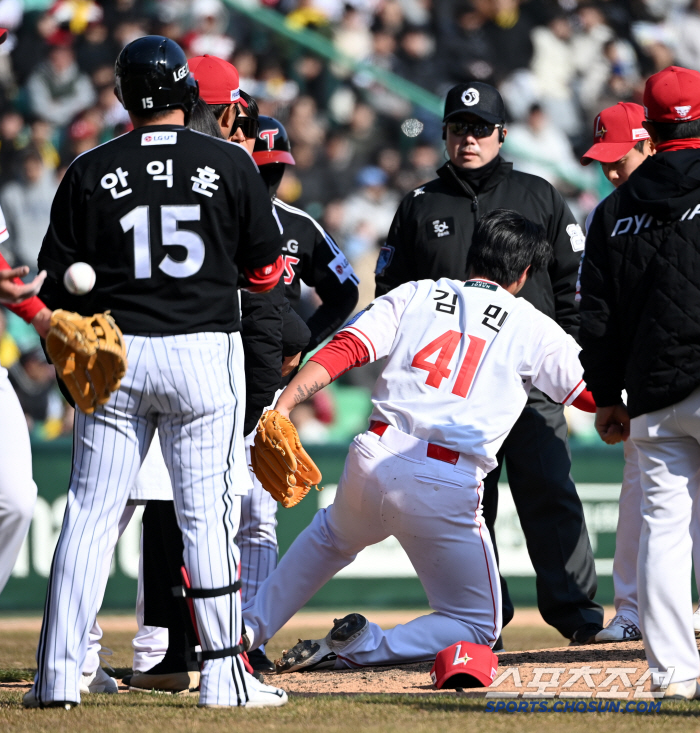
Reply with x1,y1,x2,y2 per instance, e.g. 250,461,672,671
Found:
242,209,599,670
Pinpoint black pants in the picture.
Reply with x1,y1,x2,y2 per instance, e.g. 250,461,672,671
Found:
141,500,199,671
482,390,603,639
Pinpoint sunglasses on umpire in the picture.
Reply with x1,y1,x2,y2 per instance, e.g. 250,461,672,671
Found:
447,121,502,138
232,116,259,138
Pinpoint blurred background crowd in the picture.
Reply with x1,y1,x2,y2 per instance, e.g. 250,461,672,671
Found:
0,0,694,441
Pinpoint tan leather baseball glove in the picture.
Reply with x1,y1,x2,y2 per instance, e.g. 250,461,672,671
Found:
250,409,323,508
46,309,127,415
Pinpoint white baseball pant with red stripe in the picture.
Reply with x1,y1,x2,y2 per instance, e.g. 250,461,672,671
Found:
243,424,501,665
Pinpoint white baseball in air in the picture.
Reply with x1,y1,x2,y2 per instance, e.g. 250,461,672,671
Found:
63,262,96,295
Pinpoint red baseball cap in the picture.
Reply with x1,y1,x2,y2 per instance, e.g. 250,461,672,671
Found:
188,55,247,107
581,102,650,165
644,65,700,123
430,641,499,689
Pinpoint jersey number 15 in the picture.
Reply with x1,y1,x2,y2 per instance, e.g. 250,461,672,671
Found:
120,205,205,279
411,329,486,398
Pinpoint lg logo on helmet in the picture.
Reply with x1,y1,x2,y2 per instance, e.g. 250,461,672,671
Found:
461,88,479,106
259,128,279,149
173,64,189,82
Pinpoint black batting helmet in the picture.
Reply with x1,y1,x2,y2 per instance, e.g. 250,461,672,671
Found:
115,36,198,116
253,116,295,166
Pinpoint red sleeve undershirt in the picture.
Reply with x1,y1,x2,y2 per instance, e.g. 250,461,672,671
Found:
0,253,45,323
572,388,596,413
310,330,599,414
309,331,370,380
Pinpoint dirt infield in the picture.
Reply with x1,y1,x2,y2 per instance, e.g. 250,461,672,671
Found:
256,640,659,698
0,639,665,700
2,609,677,700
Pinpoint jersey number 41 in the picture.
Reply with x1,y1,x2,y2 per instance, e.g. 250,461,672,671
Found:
411,330,486,398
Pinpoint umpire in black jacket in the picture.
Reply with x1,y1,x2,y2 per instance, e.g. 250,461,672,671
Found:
376,82,603,643
580,66,700,695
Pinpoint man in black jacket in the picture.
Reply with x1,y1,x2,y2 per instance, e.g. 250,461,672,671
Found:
580,65,700,699
376,82,603,644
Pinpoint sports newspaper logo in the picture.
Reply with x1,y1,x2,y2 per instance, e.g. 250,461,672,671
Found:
485,665,674,700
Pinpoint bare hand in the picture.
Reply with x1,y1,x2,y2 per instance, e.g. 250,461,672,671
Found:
281,352,302,377
595,404,630,445
31,307,52,339
0,267,47,304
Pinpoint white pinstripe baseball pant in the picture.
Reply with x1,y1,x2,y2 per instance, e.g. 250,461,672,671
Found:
237,433,279,606
33,332,253,707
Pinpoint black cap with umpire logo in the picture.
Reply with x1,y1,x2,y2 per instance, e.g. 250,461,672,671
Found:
443,82,506,124
115,35,198,115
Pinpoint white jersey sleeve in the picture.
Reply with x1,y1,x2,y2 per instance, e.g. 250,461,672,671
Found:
340,281,419,361
522,308,585,406
0,203,8,244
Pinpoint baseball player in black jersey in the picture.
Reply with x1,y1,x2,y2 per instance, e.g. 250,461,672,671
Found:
232,115,360,672
254,116,360,350
121,92,311,692
25,36,288,709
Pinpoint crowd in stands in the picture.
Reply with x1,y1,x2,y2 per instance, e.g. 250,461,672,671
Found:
0,0,694,439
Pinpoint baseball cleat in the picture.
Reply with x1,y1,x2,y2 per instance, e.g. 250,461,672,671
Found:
248,648,276,673
23,687,77,709
693,606,700,637
651,679,700,700
593,615,642,643
127,669,200,693
569,622,604,645
275,613,369,674
80,666,118,694
198,670,288,707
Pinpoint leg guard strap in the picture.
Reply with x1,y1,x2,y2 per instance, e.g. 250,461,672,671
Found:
172,580,241,598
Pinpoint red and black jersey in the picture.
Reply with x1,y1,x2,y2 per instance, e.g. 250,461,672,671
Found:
38,125,282,335
273,198,359,350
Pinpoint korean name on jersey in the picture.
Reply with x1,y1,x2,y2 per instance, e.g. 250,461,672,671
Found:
343,278,585,476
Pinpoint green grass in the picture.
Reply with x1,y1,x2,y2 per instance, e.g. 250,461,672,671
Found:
1,692,697,733
1,616,697,731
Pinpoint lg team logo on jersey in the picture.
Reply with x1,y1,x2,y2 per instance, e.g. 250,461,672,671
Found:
461,88,479,107
426,217,455,240
259,128,279,149
173,63,189,82
328,252,353,283
141,132,178,146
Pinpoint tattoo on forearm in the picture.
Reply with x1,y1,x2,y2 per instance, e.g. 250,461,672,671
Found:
293,381,323,406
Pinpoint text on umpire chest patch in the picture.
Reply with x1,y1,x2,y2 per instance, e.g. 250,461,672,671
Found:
426,217,455,240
